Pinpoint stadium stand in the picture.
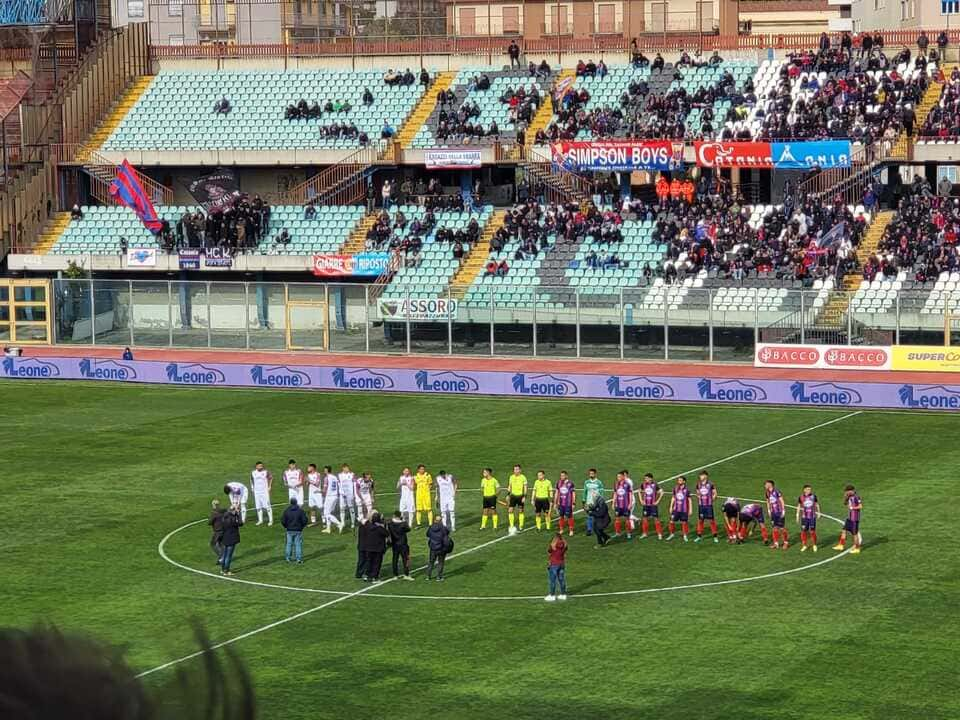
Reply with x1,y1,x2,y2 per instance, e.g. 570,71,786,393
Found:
101,71,426,151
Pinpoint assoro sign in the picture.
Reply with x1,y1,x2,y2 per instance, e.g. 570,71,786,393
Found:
755,344,892,371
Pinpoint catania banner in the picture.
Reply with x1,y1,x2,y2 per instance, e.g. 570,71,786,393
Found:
891,346,960,373
693,141,851,169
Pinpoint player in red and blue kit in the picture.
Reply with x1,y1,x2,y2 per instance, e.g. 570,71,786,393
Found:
833,484,863,554
796,485,820,552
553,470,576,536
667,476,692,542
638,473,663,540
737,503,769,544
721,497,740,542
612,471,635,539
764,480,788,550
694,470,719,544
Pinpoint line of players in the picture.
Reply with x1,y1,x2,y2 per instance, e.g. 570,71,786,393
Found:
223,462,864,554
223,461,456,533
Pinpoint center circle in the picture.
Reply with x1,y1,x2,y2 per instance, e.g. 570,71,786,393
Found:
159,497,850,601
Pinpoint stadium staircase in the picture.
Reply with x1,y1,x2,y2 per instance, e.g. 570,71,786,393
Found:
890,72,948,161
32,212,72,254
525,69,574,150
339,212,378,254
281,144,380,206
521,158,592,207
533,231,585,305
75,76,154,161
82,148,173,206
447,209,506,298
815,210,894,328
397,71,456,150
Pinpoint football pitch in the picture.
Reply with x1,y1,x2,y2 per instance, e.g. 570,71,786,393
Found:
2,381,958,720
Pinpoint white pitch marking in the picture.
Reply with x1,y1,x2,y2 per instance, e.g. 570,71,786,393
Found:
143,410,861,677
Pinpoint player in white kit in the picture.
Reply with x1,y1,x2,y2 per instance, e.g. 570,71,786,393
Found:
306,463,324,525
397,467,416,527
249,461,273,526
338,463,357,530
283,459,305,507
436,470,458,531
224,481,249,523
321,466,343,534
355,472,376,520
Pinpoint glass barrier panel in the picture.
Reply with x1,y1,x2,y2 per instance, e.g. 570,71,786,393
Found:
130,281,173,347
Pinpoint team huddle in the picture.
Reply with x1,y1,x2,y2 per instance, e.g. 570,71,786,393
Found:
223,461,864,555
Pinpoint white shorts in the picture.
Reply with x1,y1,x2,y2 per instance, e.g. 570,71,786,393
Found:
231,487,249,507
253,489,270,511
323,494,339,514
288,487,304,506
358,493,373,514
399,488,415,513
308,488,324,510
438,496,455,513
339,492,355,508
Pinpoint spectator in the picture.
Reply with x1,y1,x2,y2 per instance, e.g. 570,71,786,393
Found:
452,240,465,260
122,346,133,361
213,96,231,114
381,180,393,210
508,40,521,68
383,68,400,85
545,532,568,602
70,204,83,220
652,53,664,71
381,121,396,139
426,514,451,581
362,87,374,105
918,31,929,55
389,511,415,580
219,505,242,576
119,236,128,256
420,68,430,87
281,497,308,564
208,498,225,565
304,201,316,220
937,30,948,54
275,228,291,247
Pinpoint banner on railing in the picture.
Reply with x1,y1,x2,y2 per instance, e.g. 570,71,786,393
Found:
178,249,201,270
127,248,157,267
312,253,391,277
755,343,892,370
695,141,851,169
551,140,684,172
204,248,233,268
891,346,960,373
378,297,458,321
424,149,482,169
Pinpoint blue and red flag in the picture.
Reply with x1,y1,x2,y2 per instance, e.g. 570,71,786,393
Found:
109,159,162,234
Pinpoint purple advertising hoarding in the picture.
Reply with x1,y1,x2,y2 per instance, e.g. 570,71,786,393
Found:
2,356,959,411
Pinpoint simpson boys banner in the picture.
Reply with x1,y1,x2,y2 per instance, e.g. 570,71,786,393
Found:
552,140,684,172
694,141,851,169
3,356,958,410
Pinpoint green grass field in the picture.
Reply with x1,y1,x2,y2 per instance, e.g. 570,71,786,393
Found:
2,381,958,720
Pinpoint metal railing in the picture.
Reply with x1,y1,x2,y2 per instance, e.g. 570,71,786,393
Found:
50,279,946,359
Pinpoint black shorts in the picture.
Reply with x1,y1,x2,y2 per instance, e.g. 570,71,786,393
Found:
642,505,659,518
670,511,688,523
534,498,550,513
509,494,525,508
771,513,785,528
844,519,860,533
801,518,817,531
615,506,632,517
698,507,715,520
556,505,573,517
482,495,498,510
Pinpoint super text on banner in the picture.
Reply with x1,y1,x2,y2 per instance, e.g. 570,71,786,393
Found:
891,346,960,372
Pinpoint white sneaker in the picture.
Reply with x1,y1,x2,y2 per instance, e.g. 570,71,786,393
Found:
544,595,556,602
267,522,273,527
322,527,331,534
255,521,263,526
558,594,567,601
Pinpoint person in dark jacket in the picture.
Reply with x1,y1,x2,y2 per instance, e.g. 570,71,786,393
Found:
389,511,415,580
356,512,390,581
281,497,309,564
209,499,225,565
426,516,451,581
587,499,611,547
220,507,243,575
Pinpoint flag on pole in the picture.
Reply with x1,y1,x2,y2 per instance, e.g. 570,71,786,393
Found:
109,159,162,234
